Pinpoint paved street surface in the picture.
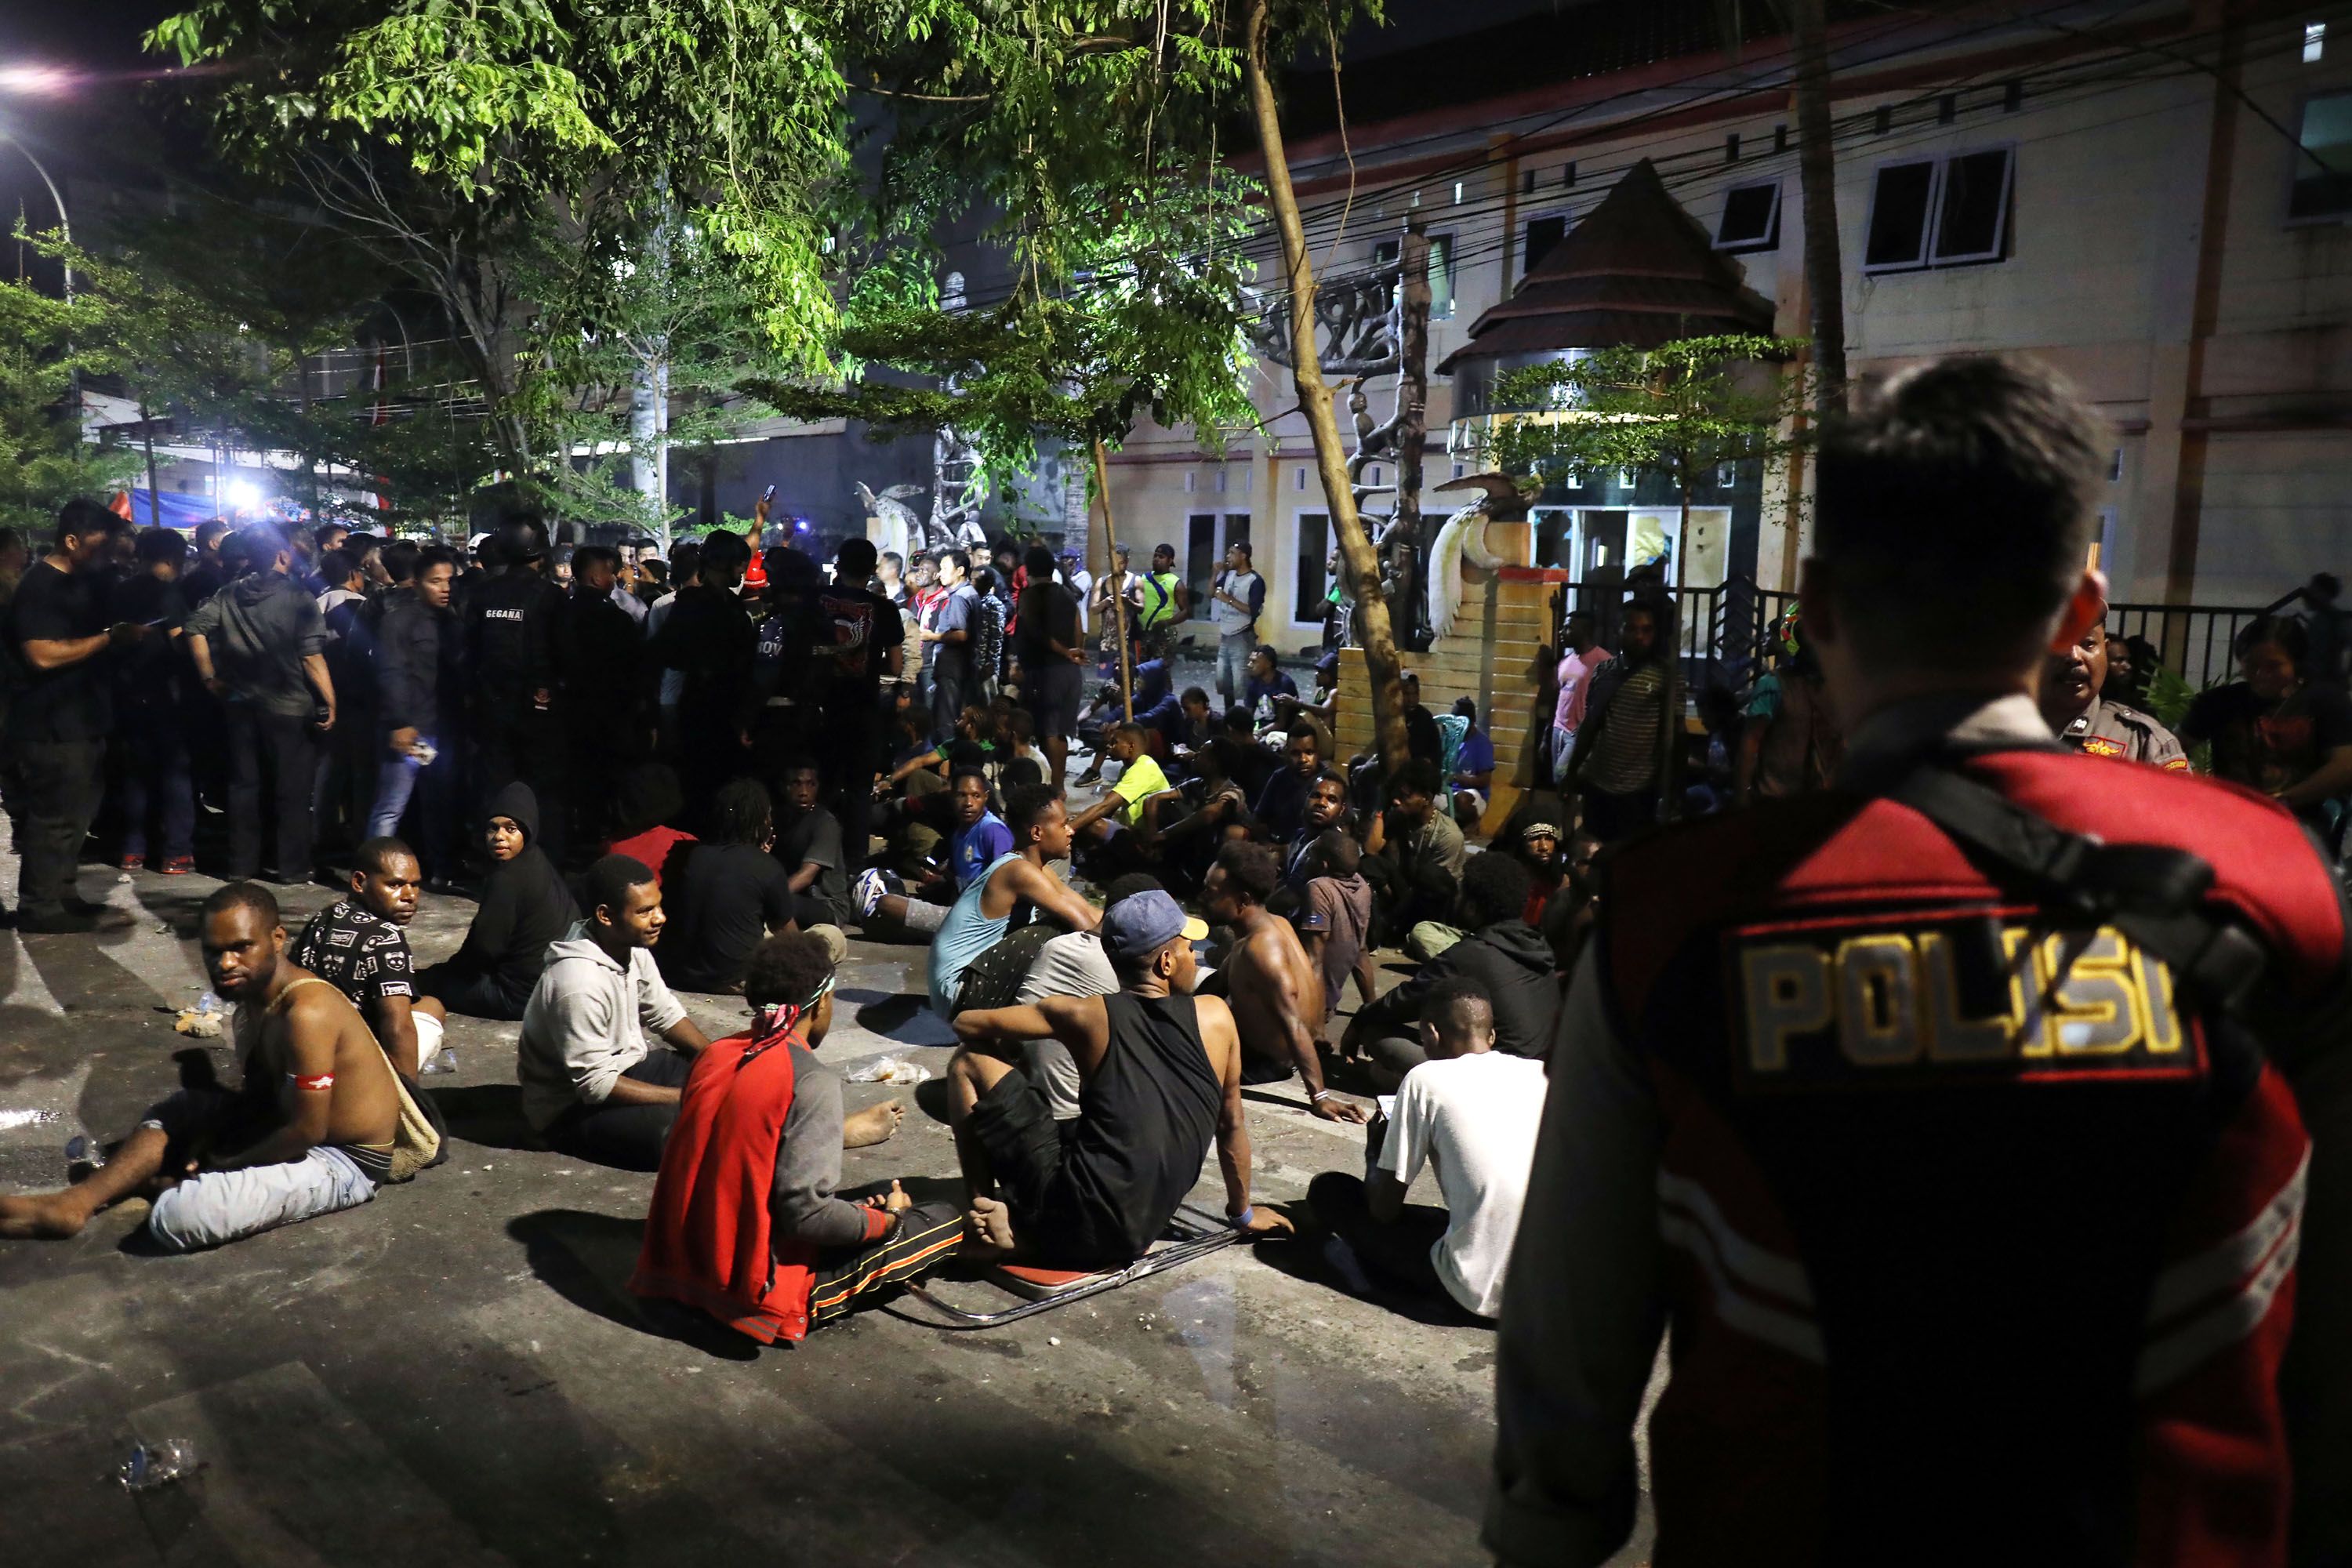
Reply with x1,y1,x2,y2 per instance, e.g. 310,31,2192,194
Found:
0,839,1659,1568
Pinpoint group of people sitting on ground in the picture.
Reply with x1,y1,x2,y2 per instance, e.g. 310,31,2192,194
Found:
0,755,1561,1337
5,445,2346,1349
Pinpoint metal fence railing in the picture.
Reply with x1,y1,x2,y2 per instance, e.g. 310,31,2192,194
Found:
2103,601,2278,692
1548,577,2288,697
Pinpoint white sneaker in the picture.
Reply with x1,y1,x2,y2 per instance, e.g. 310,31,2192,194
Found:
854,867,887,919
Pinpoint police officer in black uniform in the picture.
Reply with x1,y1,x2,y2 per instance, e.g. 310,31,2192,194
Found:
1490,357,2350,1568
462,511,570,865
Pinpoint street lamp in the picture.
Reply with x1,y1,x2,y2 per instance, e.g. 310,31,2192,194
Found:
0,67,74,303
0,132,71,303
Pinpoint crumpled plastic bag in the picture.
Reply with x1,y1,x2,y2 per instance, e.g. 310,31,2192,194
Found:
172,1008,223,1038
844,1054,932,1086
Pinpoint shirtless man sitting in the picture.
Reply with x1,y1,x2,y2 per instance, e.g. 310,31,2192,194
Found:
947,890,1294,1267
0,883,403,1250
1199,841,1370,1123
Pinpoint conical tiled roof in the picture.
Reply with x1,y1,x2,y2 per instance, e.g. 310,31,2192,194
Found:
1437,158,1775,373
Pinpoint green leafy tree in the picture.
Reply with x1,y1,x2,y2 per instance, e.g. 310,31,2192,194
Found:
1485,334,1810,581
0,272,136,531
749,6,1269,492
147,0,869,474
1483,333,1810,820
524,201,787,546
144,2,1275,535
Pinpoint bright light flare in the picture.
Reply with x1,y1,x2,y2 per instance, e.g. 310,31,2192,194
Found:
222,478,263,512
0,66,74,96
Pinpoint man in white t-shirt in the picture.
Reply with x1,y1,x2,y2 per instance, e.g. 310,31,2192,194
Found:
1307,975,1545,1317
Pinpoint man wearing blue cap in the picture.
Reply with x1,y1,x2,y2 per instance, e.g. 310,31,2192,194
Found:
948,889,1294,1265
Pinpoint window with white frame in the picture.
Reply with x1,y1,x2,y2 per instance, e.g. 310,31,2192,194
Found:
1862,147,2015,273
2290,91,2352,221
1713,180,1781,253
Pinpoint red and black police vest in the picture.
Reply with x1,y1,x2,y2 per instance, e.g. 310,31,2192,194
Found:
1599,747,2341,1566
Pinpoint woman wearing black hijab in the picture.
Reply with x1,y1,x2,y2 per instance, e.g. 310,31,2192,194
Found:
415,782,579,1022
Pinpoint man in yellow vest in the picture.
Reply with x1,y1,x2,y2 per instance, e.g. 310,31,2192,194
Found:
1135,543,1189,666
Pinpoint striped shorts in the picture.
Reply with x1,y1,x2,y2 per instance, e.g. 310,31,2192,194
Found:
808,1200,967,1324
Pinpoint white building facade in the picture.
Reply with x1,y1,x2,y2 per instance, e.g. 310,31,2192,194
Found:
1099,0,2351,656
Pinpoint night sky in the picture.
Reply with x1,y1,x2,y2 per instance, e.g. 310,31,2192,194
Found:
0,0,1577,295
0,0,178,290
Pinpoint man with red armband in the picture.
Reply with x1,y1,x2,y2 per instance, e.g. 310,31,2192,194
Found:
631,929,959,1343
1490,357,2350,1567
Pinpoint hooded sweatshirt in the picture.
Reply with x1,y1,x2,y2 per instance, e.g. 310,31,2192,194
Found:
1355,918,1559,1062
182,570,328,717
448,782,579,1004
517,915,689,1130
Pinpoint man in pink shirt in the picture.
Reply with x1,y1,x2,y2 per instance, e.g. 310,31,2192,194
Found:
1552,610,1612,784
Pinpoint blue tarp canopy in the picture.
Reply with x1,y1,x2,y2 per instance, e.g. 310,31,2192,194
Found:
122,490,222,531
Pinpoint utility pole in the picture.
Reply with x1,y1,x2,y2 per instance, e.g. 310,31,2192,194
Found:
139,400,162,523
1791,0,1847,412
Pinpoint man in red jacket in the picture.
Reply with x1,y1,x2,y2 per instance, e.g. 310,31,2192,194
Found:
631,930,959,1343
1490,357,2350,1567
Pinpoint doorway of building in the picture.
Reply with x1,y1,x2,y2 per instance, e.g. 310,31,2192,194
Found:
1185,511,1251,609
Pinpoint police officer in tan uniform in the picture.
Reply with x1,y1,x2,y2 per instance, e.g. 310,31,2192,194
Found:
2042,618,2187,769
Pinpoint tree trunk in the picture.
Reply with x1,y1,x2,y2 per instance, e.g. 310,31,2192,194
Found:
297,359,322,520
630,355,662,524
1091,438,1136,721
656,358,673,554
1792,0,1848,415
1243,0,1410,774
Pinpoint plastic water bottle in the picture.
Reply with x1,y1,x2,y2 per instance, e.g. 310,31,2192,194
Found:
422,1049,457,1076
118,1439,200,1491
66,1134,105,1171
195,992,220,1018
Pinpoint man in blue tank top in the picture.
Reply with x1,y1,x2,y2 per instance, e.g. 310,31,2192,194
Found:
924,783,1100,1019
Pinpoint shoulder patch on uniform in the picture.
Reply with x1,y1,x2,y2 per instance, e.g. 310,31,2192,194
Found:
1724,905,2202,1092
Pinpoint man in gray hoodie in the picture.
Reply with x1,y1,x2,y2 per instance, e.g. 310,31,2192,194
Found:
184,523,336,883
517,853,715,1170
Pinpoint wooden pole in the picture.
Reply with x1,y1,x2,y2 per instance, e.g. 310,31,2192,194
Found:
1092,437,1135,721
